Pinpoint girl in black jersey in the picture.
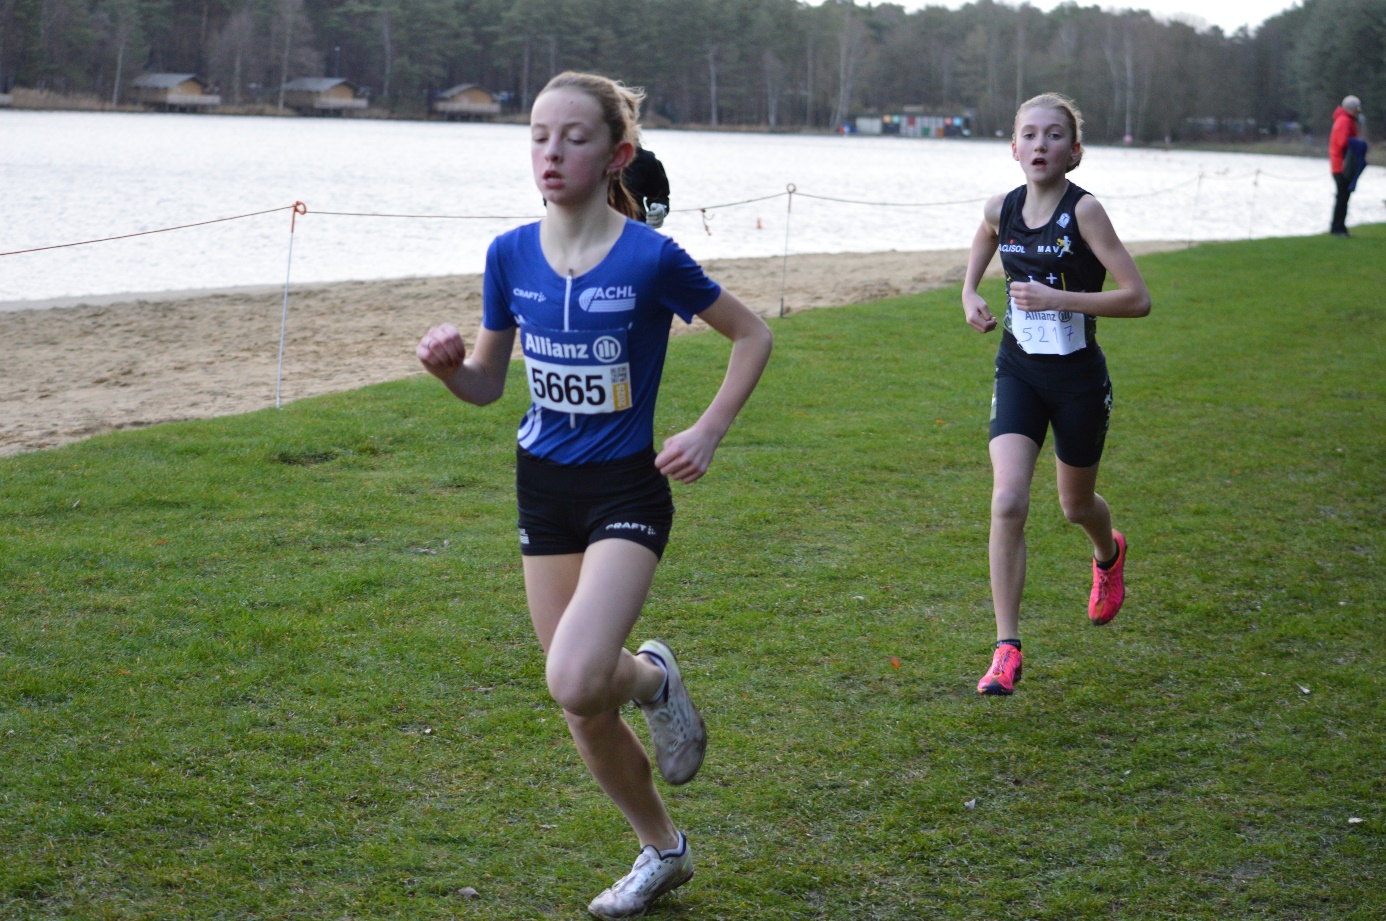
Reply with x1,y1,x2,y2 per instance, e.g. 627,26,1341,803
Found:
960,93,1151,696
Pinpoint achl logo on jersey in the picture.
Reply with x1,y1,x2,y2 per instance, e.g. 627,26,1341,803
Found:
579,285,637,313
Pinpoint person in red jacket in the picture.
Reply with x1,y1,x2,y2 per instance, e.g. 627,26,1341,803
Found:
1329,95,1362,237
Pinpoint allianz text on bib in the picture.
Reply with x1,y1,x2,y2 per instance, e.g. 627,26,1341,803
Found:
521,325,632,414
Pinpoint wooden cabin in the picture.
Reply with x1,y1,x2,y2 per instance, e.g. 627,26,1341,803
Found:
281,78,367,115
432,84,501,120
129,74,221,111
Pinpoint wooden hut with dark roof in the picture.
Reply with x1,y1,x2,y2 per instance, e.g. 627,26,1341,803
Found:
129,74,221,111
432,84,501,120
281,78,367,115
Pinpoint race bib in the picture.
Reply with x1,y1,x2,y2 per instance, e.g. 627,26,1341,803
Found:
1008,301,1087,356
521,325,632,415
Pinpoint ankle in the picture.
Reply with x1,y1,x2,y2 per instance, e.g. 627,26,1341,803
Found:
633,650,668,705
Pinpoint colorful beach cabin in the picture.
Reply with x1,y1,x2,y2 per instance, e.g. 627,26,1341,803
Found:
281,78,368,115
854,111,973,138
432,84,501,120
129,74,221,111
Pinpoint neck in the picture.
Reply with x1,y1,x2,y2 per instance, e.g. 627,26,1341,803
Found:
1027,177,1069,209
539,189,626,276
544,185,617,233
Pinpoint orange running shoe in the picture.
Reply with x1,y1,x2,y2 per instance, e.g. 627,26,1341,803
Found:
977,643,1023,695
1089,531,1127,625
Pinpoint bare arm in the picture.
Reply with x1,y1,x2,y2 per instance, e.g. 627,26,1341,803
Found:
961,194,1004,333
1009,196,1151,319
416,323,517,406
656,291,773,484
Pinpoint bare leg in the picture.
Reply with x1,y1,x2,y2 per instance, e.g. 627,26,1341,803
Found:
1055,457,1118,562
523,540,678,851
988,434,1041,642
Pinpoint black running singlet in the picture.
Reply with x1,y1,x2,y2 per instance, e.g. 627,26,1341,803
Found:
996,182,1106,360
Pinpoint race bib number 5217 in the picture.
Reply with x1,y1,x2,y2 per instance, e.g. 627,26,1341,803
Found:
1008,301,1087,356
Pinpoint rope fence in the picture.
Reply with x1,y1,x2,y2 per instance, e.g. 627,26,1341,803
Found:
1,165,1376,405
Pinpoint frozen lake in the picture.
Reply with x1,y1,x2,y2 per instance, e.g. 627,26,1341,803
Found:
2,109,1380,304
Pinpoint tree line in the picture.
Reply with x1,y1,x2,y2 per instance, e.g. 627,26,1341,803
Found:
2,0,1381,142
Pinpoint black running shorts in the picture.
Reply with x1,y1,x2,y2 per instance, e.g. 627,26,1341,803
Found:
516,446,674,558
989,347,1112,468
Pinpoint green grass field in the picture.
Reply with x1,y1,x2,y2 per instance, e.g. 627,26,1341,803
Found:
2,228,1382,920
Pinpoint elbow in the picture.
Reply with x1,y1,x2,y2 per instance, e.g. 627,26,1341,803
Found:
743,314,774,356
466,387,505,407
453,378,506,407
1134,292,1152,318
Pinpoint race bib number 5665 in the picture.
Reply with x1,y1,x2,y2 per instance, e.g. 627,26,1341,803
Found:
521,327,632,415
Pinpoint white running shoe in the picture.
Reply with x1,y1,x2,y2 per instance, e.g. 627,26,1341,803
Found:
635,640,707,785
587,833,694,920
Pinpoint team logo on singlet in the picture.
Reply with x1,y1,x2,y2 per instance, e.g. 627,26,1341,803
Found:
579,285,637,313
1056,212,1072,229
999,240,1026,253
1038,236,1074,257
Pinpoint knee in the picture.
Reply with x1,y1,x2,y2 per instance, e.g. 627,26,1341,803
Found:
1060,493,1094,524
546,657,615,717
991,486,1030,524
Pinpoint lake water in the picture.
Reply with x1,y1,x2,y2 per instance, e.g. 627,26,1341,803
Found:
2,110,1381,305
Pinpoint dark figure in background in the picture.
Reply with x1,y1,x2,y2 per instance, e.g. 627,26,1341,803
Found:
624,146,671,228
1329,95,1363,237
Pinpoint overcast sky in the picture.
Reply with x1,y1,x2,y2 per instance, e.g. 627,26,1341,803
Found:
873,1,1302,35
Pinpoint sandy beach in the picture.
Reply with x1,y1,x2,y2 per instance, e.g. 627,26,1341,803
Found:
0,244,1182,456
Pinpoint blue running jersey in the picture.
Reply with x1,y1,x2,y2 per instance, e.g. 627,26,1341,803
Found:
482,220,722,464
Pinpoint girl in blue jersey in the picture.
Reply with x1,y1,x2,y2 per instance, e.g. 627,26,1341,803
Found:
960,93,1151,697
416,72,772,919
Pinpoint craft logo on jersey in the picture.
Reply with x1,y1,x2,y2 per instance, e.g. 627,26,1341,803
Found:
512,287,546,302
579,285,637,313
998,240,1027,253
1037,235,1074,257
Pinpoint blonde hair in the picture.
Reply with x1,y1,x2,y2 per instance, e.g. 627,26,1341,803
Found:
1015,93,1085,172
537,71,644,219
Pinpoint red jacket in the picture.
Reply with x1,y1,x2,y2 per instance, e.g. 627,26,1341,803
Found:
1329,106,1360,173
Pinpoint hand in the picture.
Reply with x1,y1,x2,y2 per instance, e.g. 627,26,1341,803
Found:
962,291,997,333
656,424,722,484
1008,281,1060,313
416,324,466,380
645,202,668,229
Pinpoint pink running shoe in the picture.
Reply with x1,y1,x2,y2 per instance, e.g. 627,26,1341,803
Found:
977,643,1022,695
1089,531,1127,625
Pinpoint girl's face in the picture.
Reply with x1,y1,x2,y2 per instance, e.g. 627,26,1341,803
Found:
1012,106,1080,184
530,87,632,208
